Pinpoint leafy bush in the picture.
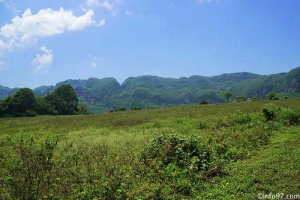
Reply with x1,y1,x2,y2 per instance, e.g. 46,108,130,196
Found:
266,92,279,100
235,95,246,102
199,100,208,105
278,108,300,125
262,104,300,125
231,111,252,124
140,134,212,172
119,106,126,111
2,135,58,200
262,104,276,121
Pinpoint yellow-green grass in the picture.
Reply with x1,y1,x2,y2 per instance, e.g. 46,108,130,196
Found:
0,98,299,199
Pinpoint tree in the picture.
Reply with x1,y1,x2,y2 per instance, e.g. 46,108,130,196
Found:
77,103,92,115
235,95,246,102
222,92,233,102
119,106,126,111
252,96,259,101
45,84,78,115
9,88,37,117
265,92,279,100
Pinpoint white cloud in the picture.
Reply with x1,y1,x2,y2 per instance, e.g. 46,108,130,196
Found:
0,0,20,15
97,19,106,26
87,54,98,67
86,0,113,10
86,0,99,7
33,46,53,71
102,0,113,10
0,7,97,50
0,39,4,52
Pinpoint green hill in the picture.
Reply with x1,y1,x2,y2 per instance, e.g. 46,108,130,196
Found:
1,66,300,113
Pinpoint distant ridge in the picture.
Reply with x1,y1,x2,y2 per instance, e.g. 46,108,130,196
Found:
1,67,300,113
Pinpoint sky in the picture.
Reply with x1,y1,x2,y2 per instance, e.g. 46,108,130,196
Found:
0,0,300,88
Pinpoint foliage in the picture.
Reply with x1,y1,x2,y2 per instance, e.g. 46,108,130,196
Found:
286,66,300,92
77,103,92,115
0,84,89,117
0,98,300,199
119,106,126,111
140,133,212,172
2,67,300,113
235,95,246,102
262,104,276,121
266,92,279,100
222,92,233,102
1,135,58,199
0,88,37,117
199,100,208,104
45,84,79,115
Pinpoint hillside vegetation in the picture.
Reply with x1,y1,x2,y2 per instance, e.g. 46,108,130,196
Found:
0,99,299,199
0,84,90,117
1,66,300,113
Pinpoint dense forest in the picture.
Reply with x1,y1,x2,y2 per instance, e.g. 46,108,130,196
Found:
1,66,300,113
0,84,90,117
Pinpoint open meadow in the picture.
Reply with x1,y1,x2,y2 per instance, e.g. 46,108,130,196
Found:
0,99,300,199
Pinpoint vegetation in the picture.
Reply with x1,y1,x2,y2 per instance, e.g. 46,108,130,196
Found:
265,92,279,100
0,98,299,199
1,66,300,113
0,84,89,117
222,92,233,102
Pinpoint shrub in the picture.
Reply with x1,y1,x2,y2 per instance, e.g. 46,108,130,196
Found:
231,111,252,124
119,106,126,111
262,105,276,121
278,108,300,125
252,96,259,101
2,135,58,200
140,134,212,172
235,95,246,102
266,92,279,100
199,100,208,105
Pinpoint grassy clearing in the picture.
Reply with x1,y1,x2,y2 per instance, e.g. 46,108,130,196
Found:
0,98,299,199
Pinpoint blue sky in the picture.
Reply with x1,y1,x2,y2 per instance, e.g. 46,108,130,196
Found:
0,0,299,88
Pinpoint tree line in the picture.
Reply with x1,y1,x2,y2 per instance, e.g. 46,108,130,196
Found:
0,84,90,117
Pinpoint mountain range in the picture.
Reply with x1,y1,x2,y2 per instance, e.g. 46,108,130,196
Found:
1,66,300,113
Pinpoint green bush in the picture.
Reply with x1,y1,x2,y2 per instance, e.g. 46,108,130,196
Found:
231,111,252,124
266,92,279,100
199,100,208,105
278,108,300,125
2,135,58,200
262,105,276,121
140,134,212,172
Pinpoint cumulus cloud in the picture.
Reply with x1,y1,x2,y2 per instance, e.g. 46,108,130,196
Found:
33,46,53,71
91,62,96,67
0,7,97,50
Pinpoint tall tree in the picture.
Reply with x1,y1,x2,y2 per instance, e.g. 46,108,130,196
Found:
222,92,233,102
4,88,37,117
45,84,78,115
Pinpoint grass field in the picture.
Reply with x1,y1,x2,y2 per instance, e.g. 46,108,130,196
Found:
0,99,300,199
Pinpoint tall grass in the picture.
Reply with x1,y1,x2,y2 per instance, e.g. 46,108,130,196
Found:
0,98,300,199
